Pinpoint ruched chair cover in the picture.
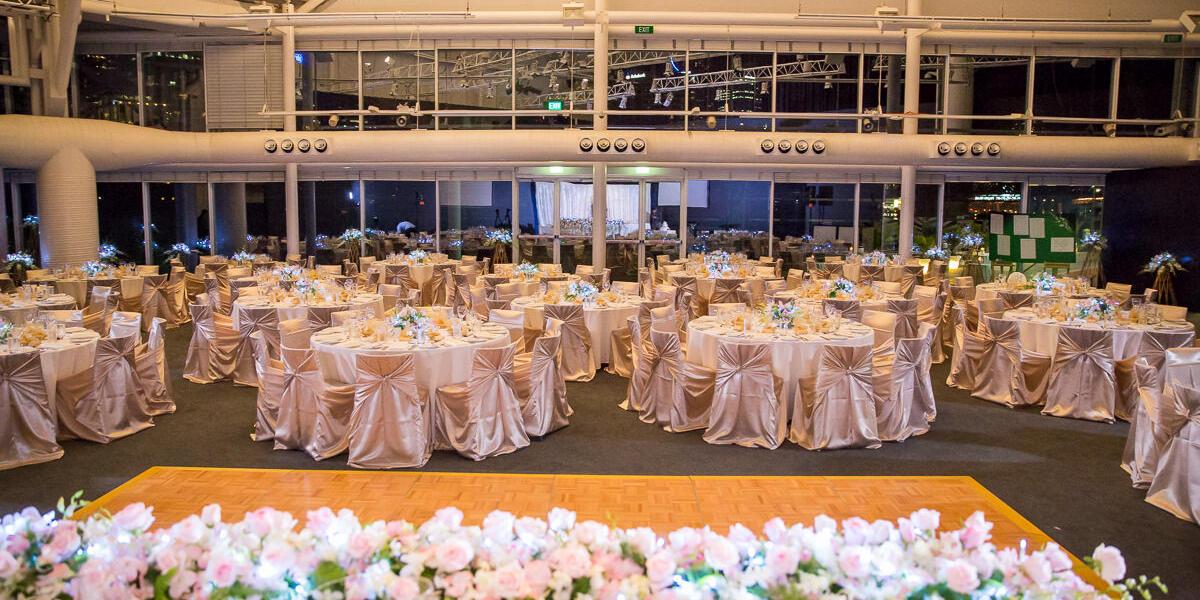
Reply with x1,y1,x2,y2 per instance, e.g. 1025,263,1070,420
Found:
1115,330,1197,421
859,264,884,284
1120,360,1168,488
622,317,649,413
671,275,702,319
899,266,922,299
1042,327,1117,422
109,311,142,340
347,353,432,469
306,305,340,331
886,298,920,340
233,305,280,387
704,341,787,449
545,303,596,382
279,318,312,350
204,276,230,315
183,298,238,384
451,273,474,314
429,264,454,306
945,306,978,390
515,330,571,437
433,343,530,460
875,325,935,441
136,317,175,416
711,278,744,304
791,344,881,450
272,345,355,460
646,326,715,433
55,334,154,444
139,274,176,330
998,290,1034,310
822,298,862,322
1105,282,1133,304
1144,382,1200,523
786,269,805,290
0,351,62,470
379,283,404,313
638,269,654,298
975,298,1008,333
606,323,635,378
230,279,257,304
250,331,285,442
386,264,421,304
907,326,939,431
914,286,947,364
860,310,897,355
1162,348,1200,392
970,317,1022,406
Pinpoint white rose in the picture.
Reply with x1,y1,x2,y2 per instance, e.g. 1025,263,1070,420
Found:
944,559,980,593
1091,544,1126,583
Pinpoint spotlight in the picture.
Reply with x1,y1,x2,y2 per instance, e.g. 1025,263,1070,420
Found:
580,77,589,90
759,81,769,95
618,96,628,109
328,114,340,127
384,55,392,64
548,74,560,92
654,92,662,105
663,92,673,107
396,115,408,127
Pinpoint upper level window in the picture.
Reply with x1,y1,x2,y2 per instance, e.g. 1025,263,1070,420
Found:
862,54,943,133
142,51,205,131
607,50,685,130
75,54,138,124
946,56,1028,136
776,53,859,133
1117,58,1197,137
516,49,592,130
296,51,359,131
1032,57,1112,136
686,51,773,132
362,50,433,131
437,49,513,130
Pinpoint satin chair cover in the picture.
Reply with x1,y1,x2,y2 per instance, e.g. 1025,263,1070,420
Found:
544,304,596,382
908,326,939,430
433,343,530,460
379,283,404,312
791,344,881,450
0,351,62,470
606,324,635,378
998,290,1034,310
56,334,154,444
1144,382,1200,523
822,298,862,322
945,306,978,390
711,278,744,304
306,305,341,331
233,305,280,386
1105,282,1133,303
859,264,884,284
136,317,175,416
970,317,1022,406
204,276,229,315
1041,326,1117,422
1119,360,1167,488
489,309,527,347
886,298,920,340
108,311,142,340
671,275,702,319
622,316,649,413
428,264,454,306
516,331,571,437
875,326,935,441
975,298,1008,333
279,318,312,350
914,287,947,364
272,345,354,460
183,299,238,383
1159,304,1188,321
861,310,897,354
611,281,640,296
230,279,257,304
451,273,474,314
786,270,805,290
647,326,716,433
1115,330,1196,421
385,264,421,303
250,331,285,442
347,353,432,469
704,341,787,449
638,270,654,298
1162,348,1200,391
139,274,172,330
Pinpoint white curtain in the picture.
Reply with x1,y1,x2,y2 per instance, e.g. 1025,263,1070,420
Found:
532,182,640,235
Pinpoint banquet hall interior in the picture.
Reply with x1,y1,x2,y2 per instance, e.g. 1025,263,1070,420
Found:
0,0,1198,597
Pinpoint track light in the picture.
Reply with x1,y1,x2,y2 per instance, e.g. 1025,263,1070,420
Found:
618,96,628,109
654,92,662,105
663,92,673,107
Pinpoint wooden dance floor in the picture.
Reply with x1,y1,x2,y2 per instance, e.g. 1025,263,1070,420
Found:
77,467,1062,553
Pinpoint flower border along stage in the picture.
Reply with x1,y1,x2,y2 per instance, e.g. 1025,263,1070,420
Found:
0,495,1162,599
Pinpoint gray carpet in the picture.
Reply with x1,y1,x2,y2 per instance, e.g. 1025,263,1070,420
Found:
1,323,1197,591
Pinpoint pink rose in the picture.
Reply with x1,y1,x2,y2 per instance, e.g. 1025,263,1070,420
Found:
553,545,592,579
5,534,29,555
548,508,576,531
201,504,222,526
837,546,871,578
492,564,525,598
765,545,799,580
0,550,18,578
523,559,552,596
45,524,80,558
1091,544,1126,583
113,502,155,532
703,535,740,571
1020,554,1052,585
168,569,198,598
944,560,980,593
388,576,420,600
1043,543,1072,572
434,507,464,528
206,552,241,588
645,551,677,589
441,571,474,597
434,537,475,572
347,532,375,560
909,509,940,533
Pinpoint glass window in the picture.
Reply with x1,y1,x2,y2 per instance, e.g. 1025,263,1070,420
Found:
10,183,38,254
245,183,286,260
361,50,434,130
364,180,436,258
773,182,856,267
439,181,512,260
74,54,138,124
946,55,1028,135
437,49,513,130
776,53,860,133
646,181,681,264
516,181,555,265
306,181,360,260
686,51,773,131
96,182,145,262
0,17,11,77
1,84,31,115
862,54,942,133
608,50,685,130
941,181,1020,255
516,49,593,129
686,180,770,258
858,184,894,252
296,51,360,131
1028,184,1103,238
142,51,205,131
558,180,593,272
149,183,207,266
1117,58,1197,136
605,181,642,280
1032,57,1112,136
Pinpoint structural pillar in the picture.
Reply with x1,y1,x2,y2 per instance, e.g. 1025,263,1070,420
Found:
11,182,22,251
0,168,8,254
37,147,98,267
214,182,248,255
898,0,922,260
281,6,300,258
591,0,609,269
592,163,606,269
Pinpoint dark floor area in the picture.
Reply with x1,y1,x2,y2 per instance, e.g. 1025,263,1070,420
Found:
1,323,1197,591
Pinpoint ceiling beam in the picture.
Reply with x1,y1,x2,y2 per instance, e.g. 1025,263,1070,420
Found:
297,0,330,14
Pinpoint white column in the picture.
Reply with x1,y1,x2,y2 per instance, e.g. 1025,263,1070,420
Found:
281,6,299,257
37,147,98,268
141,181,151,264
0,168,8,254
679,175,688,258
898,0,922,260
591,0,608,269
852,181,861,253
11,182,22,251
592,163,606,268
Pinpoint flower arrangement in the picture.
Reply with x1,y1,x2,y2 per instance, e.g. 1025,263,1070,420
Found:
515,262,540,279
275,265,303,282
21,215,37,226
564,280,598,303
389,306,431,332
1033,271,1057,295
862,250,889,266
0,321,12,344
340,228,365,243
1142,252,1186,305
192,238,211,252
447,239,463,249
97,243,120,264
703,250,732,277
408,249,429,264
765,301,799,327
483,229,512,247
923,247,949,261
0,496,1157,600
166,243,192,258
826,277,857,299
5,252,34,269
1079,229,1106,251
81,261,106,277
415,234,435,245
1143,252,1183,275
231,251,255,263
959,232,984,250
1076,297,1116,322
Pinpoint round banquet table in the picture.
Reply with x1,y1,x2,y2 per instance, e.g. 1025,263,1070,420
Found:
975,283,1105,303
311,321,511,391
685,315,875,405
2,327,101,405
768,290,888,313
510,295,642,364
231,293,385,330
28,275,147,308
1001,308,1196,361
0,294,78,324
672,273,771,302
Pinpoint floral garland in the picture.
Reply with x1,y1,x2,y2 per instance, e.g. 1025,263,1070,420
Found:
1079,230,1107,251
0,497,1160,599
1076,297,1116,321
408,250,429,264
1142,252,1183,275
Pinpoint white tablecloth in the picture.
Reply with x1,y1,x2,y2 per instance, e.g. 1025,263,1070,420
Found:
311,322,510,391
686,316,874,404
2,328,100,404
1001,309,1195,361
0,294,79,324
769,291,888,313
231,294,385,330
510,295,641,364
30,276,145,307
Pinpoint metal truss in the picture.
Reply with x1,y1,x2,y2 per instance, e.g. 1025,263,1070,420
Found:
520,80,634,108
649,59,844,93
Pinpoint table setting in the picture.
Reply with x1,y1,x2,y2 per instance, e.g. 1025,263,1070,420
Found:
510,281,642,363
1000,297,1195,360
0,287,78,324
0,319,101,400
771,277,889,311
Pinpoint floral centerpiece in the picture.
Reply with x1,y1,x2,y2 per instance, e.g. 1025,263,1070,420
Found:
563,280,598,304
862,250,889,266
515,261,540,280
274,265,303,282
18,322,46,348
483,229,512,263
0,495,1158,599
1076,229,1107,286
703,250,732,277
338,228,365,262
826,277,857,300
389,306,434,342
4,251,35,284
765,301,799,328
407,249,430,264
1033,271,1057,295
1075,297,1116,322
0,321,12,344
1142,252,1185,306
81,261,106,277
97,243,121,265
231,250,255,264
165,243,192,260
192,238,212,253
923,246,949,261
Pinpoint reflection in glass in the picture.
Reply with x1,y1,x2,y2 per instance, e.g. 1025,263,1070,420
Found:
437,49,513,130
605,181,642,280
516,50,593,129
142,51,205,131
646,182,681,265
361,51,433,130
150,183,207,266
1117,58,1196,137
517,181,555,265
296,51,360,131
1028,185,1103,237
686,181,770,258
607,50,685,130
97,183,145,262
942,182,1020,246
75,54,138,124
862,54,942,133
946,56,1028,135
686,52,773,132
439,181,512,261
557,181,593,273
776,53,859,132
773,183,855,267
1032,57,1112,136
364,181,436,258
244,183,286,260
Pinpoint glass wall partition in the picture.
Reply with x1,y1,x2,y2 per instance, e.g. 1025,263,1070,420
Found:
516,50,593,130
305,181,360,262
364,180,436,258
862,54,943,133
244,183,286,260
295,51,360,131
646,181,682,265
1116,58,1197,137
96,182,144,263
517,181,556,265
1028,184,1104,238
557,180,593,273
941,182,1020,259
1032,57,1112,136
361,51,434,130
607,50,686,130
773,182,856,266
686,51,773,131
148,182,207,266
605,181,643,280
685,180,770,258
439,181,512,261
141,51,205,131
437,49,513,130
75,54,138,124
776,53,860,132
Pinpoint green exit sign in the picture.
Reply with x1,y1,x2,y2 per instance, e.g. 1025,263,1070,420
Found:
543,99,564,111
1163,33,1183,43
634,25,654,34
